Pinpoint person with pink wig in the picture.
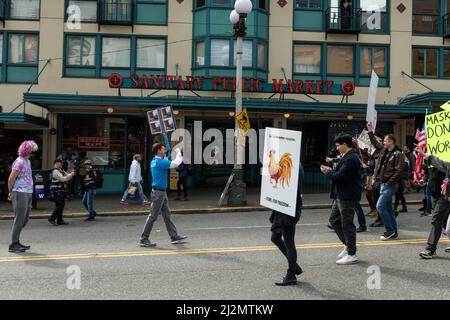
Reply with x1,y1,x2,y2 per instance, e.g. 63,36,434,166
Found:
7,140,38,253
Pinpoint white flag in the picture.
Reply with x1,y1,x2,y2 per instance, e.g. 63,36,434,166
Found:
366,70,379,131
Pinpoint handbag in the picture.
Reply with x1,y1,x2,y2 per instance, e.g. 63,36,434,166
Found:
128,184,137,196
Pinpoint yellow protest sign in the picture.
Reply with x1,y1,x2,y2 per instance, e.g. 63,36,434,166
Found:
235,108,251,134
425,110,450,162
440,100,450,112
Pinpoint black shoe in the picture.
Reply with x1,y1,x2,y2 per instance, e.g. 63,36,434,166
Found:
400,207,408,213
8,243,26,253
327,224,334,230
18,242,30,250
380,231,398,241
171,235,188,244
418,207,425,212
356,226,367,233
295,265,303,276
370,220,384,227
57,221,69,226
275,277,297,286
48,219,58,226
84,217,95,221
139,239,157,247
419,250,436,259
421,211,432,217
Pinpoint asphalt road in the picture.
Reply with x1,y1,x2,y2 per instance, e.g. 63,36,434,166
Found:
0,205,449,300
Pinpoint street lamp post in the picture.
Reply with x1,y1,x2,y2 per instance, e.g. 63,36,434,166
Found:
227,0,252,206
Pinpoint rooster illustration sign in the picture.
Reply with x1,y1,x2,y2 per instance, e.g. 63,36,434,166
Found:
260,128,302,217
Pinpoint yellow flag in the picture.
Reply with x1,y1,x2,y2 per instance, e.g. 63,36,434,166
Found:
235,108,251,134
439,100,450,112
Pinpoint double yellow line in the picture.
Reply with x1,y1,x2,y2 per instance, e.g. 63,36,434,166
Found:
0,238,447,264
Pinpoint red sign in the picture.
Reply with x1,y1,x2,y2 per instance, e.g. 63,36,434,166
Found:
78,137,110,149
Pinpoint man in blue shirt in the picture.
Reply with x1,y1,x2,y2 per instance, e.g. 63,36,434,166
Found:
140,143,187,247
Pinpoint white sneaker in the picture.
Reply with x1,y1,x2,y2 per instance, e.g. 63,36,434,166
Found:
336,254,359,265
337,246,348,260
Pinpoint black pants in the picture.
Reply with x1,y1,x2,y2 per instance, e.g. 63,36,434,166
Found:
271,224,297,278
329,199,358,255
50,193,66,223
427,197,450,252
394,181,406,209
177,177,187,198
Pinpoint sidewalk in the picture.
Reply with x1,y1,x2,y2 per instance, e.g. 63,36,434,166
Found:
0,187,423,220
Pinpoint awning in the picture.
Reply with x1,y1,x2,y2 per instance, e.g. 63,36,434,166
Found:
399,92,450,106
0,113,49,129
23,92,430,115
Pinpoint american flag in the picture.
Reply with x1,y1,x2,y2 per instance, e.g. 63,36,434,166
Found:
414,123,427,182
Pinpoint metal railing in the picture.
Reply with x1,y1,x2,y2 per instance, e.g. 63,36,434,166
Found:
98,0,134,25
325,7,362,33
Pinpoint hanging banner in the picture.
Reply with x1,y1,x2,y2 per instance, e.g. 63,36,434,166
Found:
260,128,302,217
439,100,450,112
425,111,450,162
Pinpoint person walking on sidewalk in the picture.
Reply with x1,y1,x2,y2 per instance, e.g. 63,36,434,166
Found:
271,163,305,286
367,122,405,241
176,161,190,201
7,140,38,253
82,160,98,221
415,147,450,259
320,134,362,265
139,144,187,247
120,154,150,206
48,159,75,226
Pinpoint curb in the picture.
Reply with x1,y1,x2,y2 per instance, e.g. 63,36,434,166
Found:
0,200,423,221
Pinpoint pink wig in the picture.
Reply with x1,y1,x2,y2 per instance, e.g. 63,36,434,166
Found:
18,140,38,158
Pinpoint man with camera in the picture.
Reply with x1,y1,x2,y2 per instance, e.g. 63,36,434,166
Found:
49,159,76,226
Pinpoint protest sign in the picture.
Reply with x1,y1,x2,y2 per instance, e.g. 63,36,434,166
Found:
260,128,302,217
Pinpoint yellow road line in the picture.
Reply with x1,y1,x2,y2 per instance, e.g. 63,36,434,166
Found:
0,238,447,263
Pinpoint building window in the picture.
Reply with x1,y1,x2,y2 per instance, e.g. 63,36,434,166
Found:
196,0,206,8
67,0,97,22
211,39,229,66
233,40,253,67
8,34,38,64
295,0,321,9
413,0,440,35
102,37,131,68
9,0,40,20
136,38,165,69
195,41,205,67
327,46,354,75
211,0,229,7
360,0,388,34
67,36,96,66
257,42,266,69
294,44,321,74
360,47,386,77
412,48,438,78
444,50,450,78
258,0,267,10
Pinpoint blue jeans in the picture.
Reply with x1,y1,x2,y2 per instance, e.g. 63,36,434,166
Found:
355,204,366,228
121,182,148,202
82,189,97,218
376,183,399,234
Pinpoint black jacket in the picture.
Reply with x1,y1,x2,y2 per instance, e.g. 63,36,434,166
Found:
327,149,362,201
270,163,304,232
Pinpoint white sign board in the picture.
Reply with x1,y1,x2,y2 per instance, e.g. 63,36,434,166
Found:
260,128,302,217
366,70,379,131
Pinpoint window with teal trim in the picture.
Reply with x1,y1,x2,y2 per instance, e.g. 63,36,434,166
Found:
135,0,167,25
67,0,97,22
413,0,440,35
295,0,321,9
7,33,39,83
9,0,40,20
360,46,388,85
412,47,438,78
294,0,324,31
65,35,96,77
195,41,205,67
360,0,388,34
294,44,321,74
327,45,354,76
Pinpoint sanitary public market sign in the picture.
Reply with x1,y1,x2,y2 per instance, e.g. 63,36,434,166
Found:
108,73,355,96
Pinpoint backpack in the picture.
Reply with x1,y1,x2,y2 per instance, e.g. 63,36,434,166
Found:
94,170,104,189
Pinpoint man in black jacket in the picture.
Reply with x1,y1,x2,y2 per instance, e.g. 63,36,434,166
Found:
270,163,304,286
415,147,450,259
321,134,362,265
